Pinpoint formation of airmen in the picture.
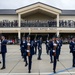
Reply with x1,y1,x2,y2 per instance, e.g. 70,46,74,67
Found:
0,35,75,74
20,36,42,73
20,35,63,73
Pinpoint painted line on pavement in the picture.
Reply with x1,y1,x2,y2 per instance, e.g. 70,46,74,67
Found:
0,72,75,75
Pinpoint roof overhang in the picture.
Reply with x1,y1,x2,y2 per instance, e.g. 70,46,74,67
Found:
16,2,61,15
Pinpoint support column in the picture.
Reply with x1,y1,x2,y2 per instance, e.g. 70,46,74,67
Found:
18,14,21,27
28,28,31,35
18,31,21,40
57,31,59,37
57,14,59,27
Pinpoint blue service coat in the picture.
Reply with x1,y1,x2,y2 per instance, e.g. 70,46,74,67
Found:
1,40,7,53
57,41,61,50
37,40,42,50
34,40,37,47
45,40,49,46
30,40,35,55
20,40,27,51
26,40,35,55
69,41,75,53
48,41,53,50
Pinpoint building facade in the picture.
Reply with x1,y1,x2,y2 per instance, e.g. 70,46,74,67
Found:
0,2,75,41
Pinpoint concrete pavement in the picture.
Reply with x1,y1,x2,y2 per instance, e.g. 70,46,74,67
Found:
0,44,75,75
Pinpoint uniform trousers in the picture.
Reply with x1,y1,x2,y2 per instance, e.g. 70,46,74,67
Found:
72,51,75,66
1,53,6,68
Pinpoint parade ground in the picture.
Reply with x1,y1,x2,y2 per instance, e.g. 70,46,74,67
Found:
0,44,75,75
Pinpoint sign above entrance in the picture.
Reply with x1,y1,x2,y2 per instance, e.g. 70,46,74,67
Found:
21,27,57,31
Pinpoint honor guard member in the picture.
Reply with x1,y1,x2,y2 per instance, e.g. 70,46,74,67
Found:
1,36,7,69
56,37,62,61
48,39,53,63
25,36,34,73
45,38,49,54
34,38,37,54
69,37,75,67
20,37,27,62
20,37,26,58
37,37,42,60
52,37,58,73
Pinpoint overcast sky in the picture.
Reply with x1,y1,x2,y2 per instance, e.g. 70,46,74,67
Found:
0,0,75,9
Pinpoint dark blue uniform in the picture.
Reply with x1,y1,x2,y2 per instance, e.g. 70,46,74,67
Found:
56,40,62,61
20,40,27,58
69,40,73,53
34,40,37,54
25,40,34,73
52,41,58,73
48,40,53,63
69,41,75,67
37,39,42,60
45,40,49,54
59,40,62,55
1,39,7,68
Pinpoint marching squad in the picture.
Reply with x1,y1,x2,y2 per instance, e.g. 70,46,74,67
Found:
0,35,75,74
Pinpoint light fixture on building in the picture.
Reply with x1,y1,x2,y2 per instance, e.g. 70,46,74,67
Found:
28,28,31,30
47,28,50,30
28,28,31,35
38,28,40,30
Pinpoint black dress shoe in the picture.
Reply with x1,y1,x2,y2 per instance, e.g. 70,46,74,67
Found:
1,67,5,70
37,58,42,60
28,70,31,73
25,63,28,67
57,59,59,61
0,61,1,64
50,61,53,63
53,70,56,73
72,65,75,67
39,58,42,60
37,58,40,60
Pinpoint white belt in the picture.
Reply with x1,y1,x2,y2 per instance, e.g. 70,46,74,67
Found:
27,50,30,52
53,43,57,46
53,50,55,52
27,43,30,46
